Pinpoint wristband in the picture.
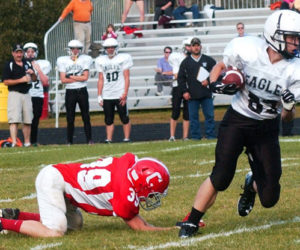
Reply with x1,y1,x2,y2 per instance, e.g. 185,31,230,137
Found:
97,95,103,104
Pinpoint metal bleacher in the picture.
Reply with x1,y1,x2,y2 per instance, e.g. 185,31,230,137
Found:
49,7,272,127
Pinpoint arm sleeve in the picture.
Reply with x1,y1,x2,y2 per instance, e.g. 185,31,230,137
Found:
177,59,188,93
95,57,104,73
2,63,11,81
123,54,133,70
157,58,163,70
56,57,66,73
60,0,74,19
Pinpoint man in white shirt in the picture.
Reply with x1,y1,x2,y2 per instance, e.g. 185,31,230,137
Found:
24,42,51,146
95,38,133,143
56,40,93,145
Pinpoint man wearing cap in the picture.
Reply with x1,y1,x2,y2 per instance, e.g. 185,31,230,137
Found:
178,37,216,140
2,44,37,147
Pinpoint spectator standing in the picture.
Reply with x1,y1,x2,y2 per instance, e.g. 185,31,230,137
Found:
236,22,248,37
56,40,93,145
154,46,173,96
0,153,172,237
23,43,52,146
177,10,300,238
178,37,216,140
121,0,145,29
58,0,93,54
2,44,37,147
168,38,192,141
101,24,118,41
153,0,175,29
95,38,133,143
173,0,200,27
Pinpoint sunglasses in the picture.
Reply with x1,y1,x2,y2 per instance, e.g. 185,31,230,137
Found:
164,51,171,53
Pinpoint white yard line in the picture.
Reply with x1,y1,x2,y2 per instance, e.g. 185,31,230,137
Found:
30,242,62,250
127,217,300,250
0,148,63,156
0,193,36,203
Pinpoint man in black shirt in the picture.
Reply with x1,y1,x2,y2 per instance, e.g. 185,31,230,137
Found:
2,44,36,147
178,37,216,140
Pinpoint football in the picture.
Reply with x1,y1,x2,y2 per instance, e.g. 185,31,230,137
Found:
221,66,245,88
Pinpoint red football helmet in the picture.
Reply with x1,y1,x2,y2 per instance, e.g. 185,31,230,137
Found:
128,157,170,211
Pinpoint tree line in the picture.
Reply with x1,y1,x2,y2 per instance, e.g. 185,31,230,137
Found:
0,0,69,78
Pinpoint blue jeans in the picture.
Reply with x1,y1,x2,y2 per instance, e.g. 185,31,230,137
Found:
188,98,215,140
173,5,199,27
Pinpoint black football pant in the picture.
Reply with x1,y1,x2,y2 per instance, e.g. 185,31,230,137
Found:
171,87,189,121
65,87,92,144
210,106,281,208
31,97,44,144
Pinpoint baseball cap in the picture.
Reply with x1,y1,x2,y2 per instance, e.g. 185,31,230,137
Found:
13,44,24,52
190,38,201,46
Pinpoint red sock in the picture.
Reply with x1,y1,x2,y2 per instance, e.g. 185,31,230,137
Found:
0,218,23,232
18,212,40,221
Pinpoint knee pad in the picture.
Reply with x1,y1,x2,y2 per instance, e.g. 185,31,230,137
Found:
105,116,113,125
171,111,180,121
259,185,280,208
210,173,232,191
120,115,129,124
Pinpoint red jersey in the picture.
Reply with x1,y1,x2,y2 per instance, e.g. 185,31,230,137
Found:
53,153,139,220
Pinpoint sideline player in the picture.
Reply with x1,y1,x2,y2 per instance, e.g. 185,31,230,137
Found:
178,10,300,237
24,42,52,146
95,38,133,143
167,38,192,141
57,40,93,145
0,153,172,237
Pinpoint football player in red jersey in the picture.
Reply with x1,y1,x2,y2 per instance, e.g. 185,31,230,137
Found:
178,10,300,238
0,153,172,237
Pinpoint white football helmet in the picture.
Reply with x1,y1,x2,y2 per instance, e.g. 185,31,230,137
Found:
103,38,118,57
67,40,83,56
264,10,300,58
23,42,38,59
182,37,192,54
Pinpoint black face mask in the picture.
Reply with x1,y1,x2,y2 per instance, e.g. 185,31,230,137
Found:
26,57,34,62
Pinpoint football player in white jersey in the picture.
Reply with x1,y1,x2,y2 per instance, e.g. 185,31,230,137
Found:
0,153,173,237
168,37,192,141
95,38,133,143
24,42,52,146
57,40,93,145
178,10,300,238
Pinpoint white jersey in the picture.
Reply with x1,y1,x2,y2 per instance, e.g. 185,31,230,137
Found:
168,52,186,87
223,36,300,120
95,53,133,99
29,59,52,98
56,54,93,89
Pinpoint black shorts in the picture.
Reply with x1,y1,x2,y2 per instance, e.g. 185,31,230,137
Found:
171,87,189,121
103,99,130,125
210,106,281,208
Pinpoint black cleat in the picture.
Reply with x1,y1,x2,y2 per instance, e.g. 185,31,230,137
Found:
238,172,256,217
178,222,199,238
0,208,20,219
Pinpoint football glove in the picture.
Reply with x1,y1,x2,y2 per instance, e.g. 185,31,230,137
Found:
281,89,295,111
209,81,239,95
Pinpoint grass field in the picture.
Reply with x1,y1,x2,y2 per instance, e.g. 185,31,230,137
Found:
0,138,300,249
